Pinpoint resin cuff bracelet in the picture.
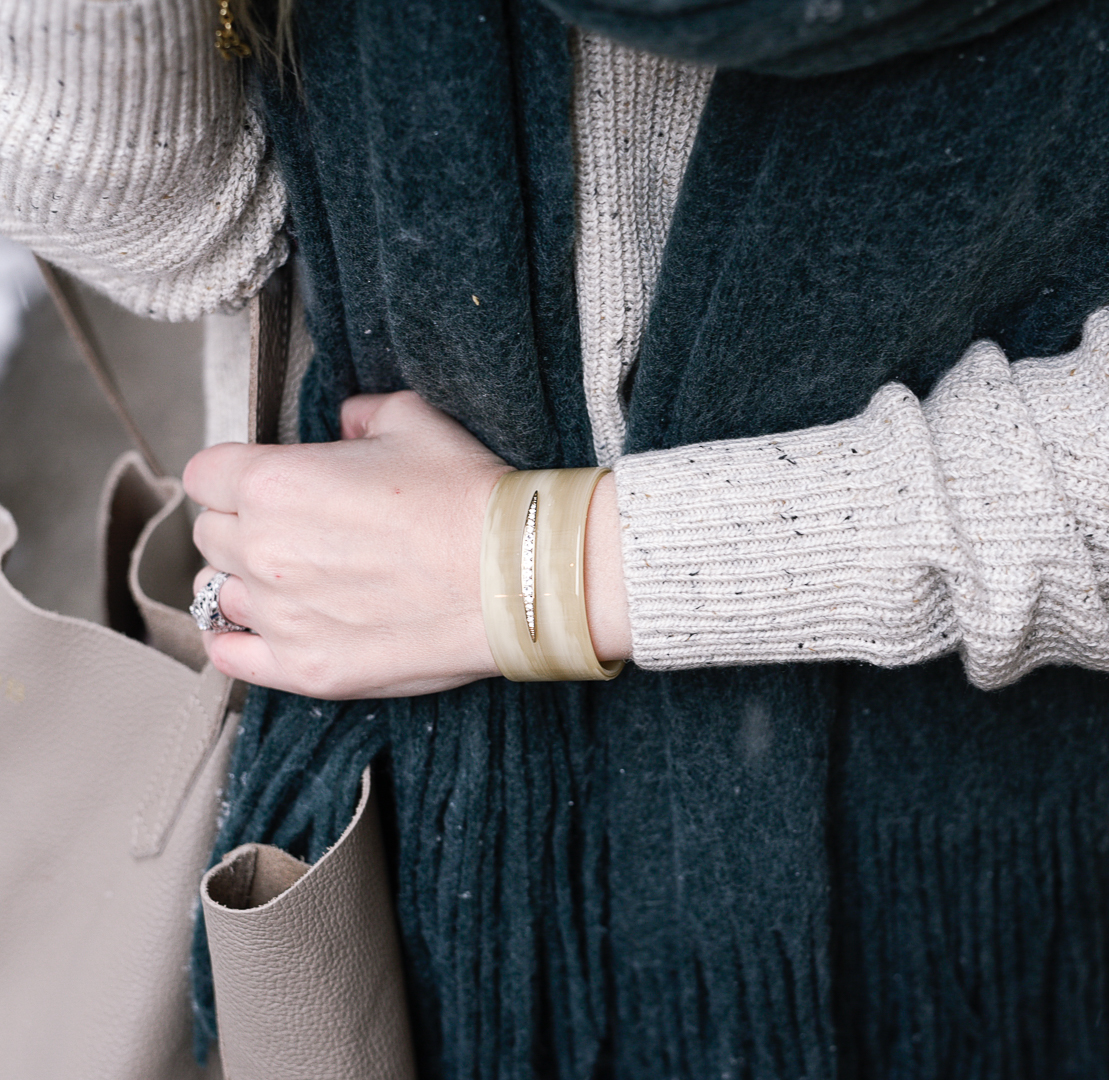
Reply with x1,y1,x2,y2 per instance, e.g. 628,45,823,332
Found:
480,468,624,682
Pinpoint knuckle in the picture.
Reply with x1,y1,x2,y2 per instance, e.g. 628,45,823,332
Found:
243,537,288,581
239,450,289,509
221,582,251,624
181,455,198,493
291,649,337,698
340,395,368,422
207,638,237,678
191,515,206,554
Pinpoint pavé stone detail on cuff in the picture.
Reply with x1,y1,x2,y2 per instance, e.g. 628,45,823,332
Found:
522,491,538,642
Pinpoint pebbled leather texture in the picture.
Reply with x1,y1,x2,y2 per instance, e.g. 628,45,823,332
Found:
202,768,416,1080
0,461,233,1080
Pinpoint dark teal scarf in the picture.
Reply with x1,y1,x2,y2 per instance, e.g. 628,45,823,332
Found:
548,0,1057,74
192,3,1109,1076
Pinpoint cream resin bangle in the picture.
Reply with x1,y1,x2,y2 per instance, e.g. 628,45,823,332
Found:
481,468,624,682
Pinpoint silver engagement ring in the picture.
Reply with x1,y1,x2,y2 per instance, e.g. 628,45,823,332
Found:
189,571,249,633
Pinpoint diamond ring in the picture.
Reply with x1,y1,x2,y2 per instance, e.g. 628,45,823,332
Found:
189,571,249,633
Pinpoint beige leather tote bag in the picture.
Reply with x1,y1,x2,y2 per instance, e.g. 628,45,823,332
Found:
0,266,414,1080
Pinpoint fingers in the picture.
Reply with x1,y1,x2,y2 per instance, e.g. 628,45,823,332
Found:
340,390,431,439
203,629,295,692
182,441,260,513
340,393,405,439
192,565,218,596
192,509,242,580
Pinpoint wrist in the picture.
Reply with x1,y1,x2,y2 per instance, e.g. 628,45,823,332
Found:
463,461,515,679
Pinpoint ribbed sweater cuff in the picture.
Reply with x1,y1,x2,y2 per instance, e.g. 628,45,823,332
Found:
615,324,1109,687
614,384,960,671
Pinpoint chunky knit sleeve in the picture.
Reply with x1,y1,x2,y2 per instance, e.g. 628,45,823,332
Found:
0,0,287,320
614,308,1109,690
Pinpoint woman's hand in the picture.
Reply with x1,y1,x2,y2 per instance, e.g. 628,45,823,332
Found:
184,391,511,699
185,389,633,699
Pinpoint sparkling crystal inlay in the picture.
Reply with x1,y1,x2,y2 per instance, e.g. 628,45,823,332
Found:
522,491,538,641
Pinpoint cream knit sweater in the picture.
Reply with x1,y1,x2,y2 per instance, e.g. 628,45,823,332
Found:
4,2,1108,690
0,0,286,320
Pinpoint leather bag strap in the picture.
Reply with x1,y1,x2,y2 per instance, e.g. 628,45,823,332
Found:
35,258,166,476
37,258,292,456
248,265,291,446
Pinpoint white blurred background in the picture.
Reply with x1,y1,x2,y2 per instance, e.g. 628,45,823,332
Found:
0,237,45,386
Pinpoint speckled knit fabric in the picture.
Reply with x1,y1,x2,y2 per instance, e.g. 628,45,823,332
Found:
571,31,713,466
0,0,287,320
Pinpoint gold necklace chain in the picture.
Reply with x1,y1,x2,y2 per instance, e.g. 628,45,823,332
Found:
215,0,251,60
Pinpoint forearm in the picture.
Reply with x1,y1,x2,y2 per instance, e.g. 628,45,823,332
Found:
0,0,287,319
606,309,1109,690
